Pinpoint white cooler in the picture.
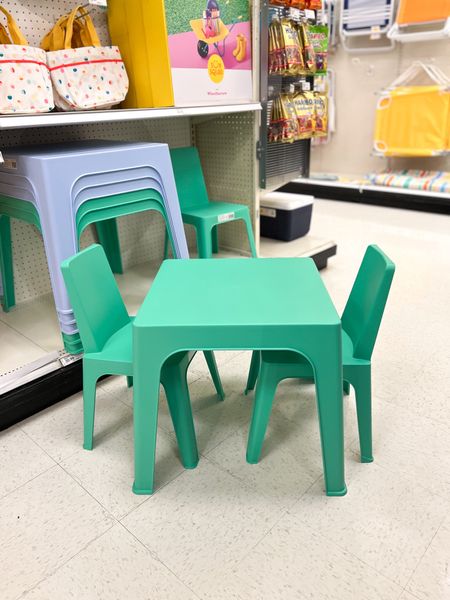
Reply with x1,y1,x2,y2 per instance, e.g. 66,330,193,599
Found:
260,192,314,241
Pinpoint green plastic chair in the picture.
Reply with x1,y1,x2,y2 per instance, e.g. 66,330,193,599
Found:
245,245,395,465
164,147,258,259
61,244,224,464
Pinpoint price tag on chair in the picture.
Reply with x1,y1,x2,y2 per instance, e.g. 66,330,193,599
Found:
218,212,235,223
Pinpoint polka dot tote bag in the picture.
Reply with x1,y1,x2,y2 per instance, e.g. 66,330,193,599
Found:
0,6,54,114
43,6,128,111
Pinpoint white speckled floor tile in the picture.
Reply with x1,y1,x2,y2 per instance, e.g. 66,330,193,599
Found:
61,417,184,520
97,373,243,454
406,516,450,600
399,593,421,600
351,399,450,501
0,465,114,600
255,377,360,451
121,459,281,597
228,512,403,600
19,387,132,464
206,410,323,510
0,426,55,500
22,523,198,600
290,460,449,587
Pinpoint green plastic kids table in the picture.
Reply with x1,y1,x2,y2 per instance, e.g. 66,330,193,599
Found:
132,257,346,497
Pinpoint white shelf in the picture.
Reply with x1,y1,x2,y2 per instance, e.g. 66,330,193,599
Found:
294,177,450,200
0,102,262,130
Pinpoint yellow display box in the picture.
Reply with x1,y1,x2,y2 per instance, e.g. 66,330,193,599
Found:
107,0,174,108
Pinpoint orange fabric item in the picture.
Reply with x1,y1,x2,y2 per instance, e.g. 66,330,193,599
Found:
397,0,450,25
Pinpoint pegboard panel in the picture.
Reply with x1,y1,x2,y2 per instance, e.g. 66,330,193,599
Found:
0,1,111,47
194,111,259,254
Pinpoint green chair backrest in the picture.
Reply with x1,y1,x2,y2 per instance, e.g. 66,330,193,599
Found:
342,244,395,361
170,147,210,210
61,244,130,354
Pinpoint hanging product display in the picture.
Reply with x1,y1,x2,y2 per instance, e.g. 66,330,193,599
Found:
308,24,329,72
269,93,299,143
268,18,317,76
313,91,328,136
43,5,128,111
374,62,450,157
293,90,315,139
339,0,395,53
164,0,253,106
298,22,316,74
388,0,450,42
0,6,54,114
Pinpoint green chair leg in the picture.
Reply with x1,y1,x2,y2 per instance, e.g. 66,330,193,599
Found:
196,223,214,258
162,354,199,469
245,351,261,395
241,212,258,258
343,380,350,396
203,350,225,400
246,361,279,463
352,368,373,463
82,363,98,451
95,219,123,274
0,215,15,311
212,225,219,254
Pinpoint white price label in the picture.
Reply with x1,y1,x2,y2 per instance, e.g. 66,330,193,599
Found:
370,25,381,40
302,81,311,91
305,9,315,20
59,353,83,367
290,8,301,20
260,207,276,218
218,211,235,223
88,0,107,6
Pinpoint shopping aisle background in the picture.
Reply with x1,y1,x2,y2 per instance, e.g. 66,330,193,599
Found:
0,199,449,599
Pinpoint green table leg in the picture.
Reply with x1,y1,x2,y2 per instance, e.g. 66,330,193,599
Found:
0,215,15,311
132,329,164,494
309,329,347,496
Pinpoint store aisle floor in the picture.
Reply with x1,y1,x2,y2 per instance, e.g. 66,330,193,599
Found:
1,200,449,600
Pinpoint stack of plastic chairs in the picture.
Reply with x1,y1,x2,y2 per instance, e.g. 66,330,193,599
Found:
373,62,450,157
388,0,450,43
340,0,395,53
0,141,189,353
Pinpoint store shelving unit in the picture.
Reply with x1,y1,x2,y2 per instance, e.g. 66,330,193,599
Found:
285,177,450,215
0,0,337,429
0,103,262,130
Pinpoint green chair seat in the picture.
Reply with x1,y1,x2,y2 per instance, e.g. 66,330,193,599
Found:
164,147,257,259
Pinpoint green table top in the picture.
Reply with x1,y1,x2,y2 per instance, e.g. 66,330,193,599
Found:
135,258,340,329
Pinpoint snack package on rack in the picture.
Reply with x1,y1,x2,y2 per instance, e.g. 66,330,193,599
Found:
280,93,300,141
307,0,323,9
293,90,315,139
269,97,284,142
269,19,286,74
313,91,328,137
269,94,299,143
280,18,303,75
308,24,328,73
297,22,316,74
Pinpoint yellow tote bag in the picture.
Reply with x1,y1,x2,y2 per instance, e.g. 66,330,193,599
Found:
374,63,450,157
107,0,174,108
